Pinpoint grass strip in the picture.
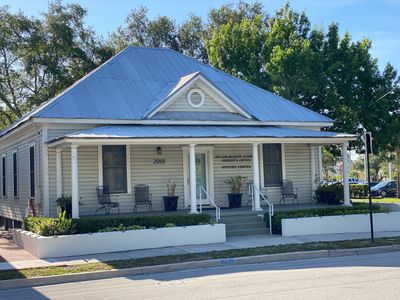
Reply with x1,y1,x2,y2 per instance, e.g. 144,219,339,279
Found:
1,236,400,281
352,198,400,203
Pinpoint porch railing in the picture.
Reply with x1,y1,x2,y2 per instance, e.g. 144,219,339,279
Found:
198,186,221,222
248,183,274,235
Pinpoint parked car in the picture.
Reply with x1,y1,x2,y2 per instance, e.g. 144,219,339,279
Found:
371,181,398,197
358,181,379,188
338,178,359,184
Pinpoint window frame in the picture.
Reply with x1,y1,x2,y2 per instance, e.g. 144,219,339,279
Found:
1,154,6,198
98,145,131,195
29,145,35,198
259,143,286,188
12,150,18,198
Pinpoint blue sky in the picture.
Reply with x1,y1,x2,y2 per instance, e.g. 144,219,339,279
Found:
2,0,399,71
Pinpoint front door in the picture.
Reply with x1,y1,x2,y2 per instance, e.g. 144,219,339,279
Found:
195,153,208,204
183,147,214,207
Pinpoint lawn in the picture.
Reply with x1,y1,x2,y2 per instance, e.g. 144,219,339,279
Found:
352,197,400,203
1,236,400,281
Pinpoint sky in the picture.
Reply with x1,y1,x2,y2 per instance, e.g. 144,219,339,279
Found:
1,0,399,71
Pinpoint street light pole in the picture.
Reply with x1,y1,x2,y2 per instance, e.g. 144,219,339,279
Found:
364,132,374,242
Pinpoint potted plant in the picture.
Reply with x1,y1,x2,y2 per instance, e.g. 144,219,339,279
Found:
225,176,247,208
56,195,72,218
163,180,179,211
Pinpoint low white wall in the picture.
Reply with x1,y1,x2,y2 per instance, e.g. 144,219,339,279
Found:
282,212,400,236
13,224,226,258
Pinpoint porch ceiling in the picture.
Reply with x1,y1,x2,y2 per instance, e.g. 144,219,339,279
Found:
47,125,357,147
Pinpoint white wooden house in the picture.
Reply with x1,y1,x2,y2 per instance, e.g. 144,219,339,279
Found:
0,46,355,228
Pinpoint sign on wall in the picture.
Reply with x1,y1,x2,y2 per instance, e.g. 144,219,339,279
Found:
215,154,252,169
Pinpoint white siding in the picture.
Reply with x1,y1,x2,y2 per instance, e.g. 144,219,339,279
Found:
131,145,184,212
164,85,228,113
0,132,41,221
45,142,316,217
284,144,313,203
213,144,253,207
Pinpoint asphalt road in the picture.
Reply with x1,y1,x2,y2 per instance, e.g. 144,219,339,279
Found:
2,251,400,300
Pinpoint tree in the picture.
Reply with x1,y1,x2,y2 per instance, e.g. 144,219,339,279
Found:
0,2,111,129
109,6,207,61
207,15,268,88
205,3,400,154
322,147,340,181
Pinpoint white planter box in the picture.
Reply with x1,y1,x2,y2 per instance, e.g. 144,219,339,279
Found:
281,211,400,236
13,224,226,258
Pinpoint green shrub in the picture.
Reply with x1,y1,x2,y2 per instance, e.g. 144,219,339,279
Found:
97,224,145,232
315,183,344,204
265,203,390,234
24,211,76,236
350,184,369,198
76,213,210,234
25,213,211,236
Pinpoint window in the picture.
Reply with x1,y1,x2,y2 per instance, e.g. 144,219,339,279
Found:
1,156,5,197
262,144,283,187
29,146,35,198
13,152,18,198
102,145,127,193
187,88,205,108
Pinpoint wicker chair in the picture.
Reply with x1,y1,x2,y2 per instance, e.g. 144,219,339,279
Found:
279,180,298,204
95,186,120,215
133,184,152,212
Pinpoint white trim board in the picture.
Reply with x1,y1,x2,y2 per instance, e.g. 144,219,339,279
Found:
48,137,356,148
34,118,334,127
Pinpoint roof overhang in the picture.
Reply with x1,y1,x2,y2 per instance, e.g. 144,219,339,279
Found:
47,125,357,148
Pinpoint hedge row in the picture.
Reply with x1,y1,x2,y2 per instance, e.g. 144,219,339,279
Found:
350,184,369,198
265,203,390,235
315,184,344,204
25,213,212,236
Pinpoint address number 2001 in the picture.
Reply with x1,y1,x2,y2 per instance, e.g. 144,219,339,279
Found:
153,158,166,165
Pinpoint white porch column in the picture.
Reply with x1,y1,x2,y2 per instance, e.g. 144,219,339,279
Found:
389,161,393,180
252,143,262,211
342,142,351,206
189,144,198,213
318,146,323,182
71,145,80,218
310,146,316,195
56,148,63,198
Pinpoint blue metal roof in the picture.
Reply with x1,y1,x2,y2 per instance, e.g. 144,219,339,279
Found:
33,47,332,122
1,46,334,137
51,125,353,141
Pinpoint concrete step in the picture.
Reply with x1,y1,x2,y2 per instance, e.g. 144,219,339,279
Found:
227,227,269,237
219,210,269,237
221,215,264,223
225,221,267,231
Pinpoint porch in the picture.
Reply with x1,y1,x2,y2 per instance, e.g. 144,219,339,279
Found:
46,124,355,220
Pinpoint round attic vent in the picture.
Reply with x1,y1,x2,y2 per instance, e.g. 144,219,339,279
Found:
187,89,205,108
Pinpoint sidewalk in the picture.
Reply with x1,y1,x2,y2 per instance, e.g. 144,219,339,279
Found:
1,230,400,271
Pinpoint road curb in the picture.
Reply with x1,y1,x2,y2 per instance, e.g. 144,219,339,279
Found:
1,245,399,290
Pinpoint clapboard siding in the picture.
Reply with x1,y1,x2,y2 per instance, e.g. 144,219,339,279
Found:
213,144,253,207
46,142,316,217
285,144,313,203
131,145,184,212
164,85,228,112
0,133,41,221
47,126,95,141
